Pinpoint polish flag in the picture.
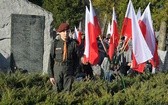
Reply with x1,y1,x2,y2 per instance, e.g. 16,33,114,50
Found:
121,1,132,45
108,7,119,60
74,27,82,45
106,22,111,37
77,21,82,45
122,1,153,72
74,26,78,39
83,6,90,63
139,3,159,68
137,7,141,20
87,0,100,65
89,0,101,37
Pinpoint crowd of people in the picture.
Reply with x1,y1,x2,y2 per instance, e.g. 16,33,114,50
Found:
48,22,157,93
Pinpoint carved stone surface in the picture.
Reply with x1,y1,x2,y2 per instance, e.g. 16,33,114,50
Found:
0,0,53,73
158,21,167,51
158,50,168,71
11,14,44,72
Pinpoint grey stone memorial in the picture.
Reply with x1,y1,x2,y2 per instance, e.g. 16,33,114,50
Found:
11,14,45,72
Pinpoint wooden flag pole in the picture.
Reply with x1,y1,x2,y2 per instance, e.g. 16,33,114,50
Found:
99,35,107,54
119,38,131,54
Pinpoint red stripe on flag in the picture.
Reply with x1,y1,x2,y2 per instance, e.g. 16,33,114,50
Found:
132,54,146,73
94,16,101,37
108,20,119,60
77,31,82,45
88,22,99,65
121,17,132,40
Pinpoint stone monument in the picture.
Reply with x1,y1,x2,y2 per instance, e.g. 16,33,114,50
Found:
11,14,45,72
0,0,53,73
158,21,167,51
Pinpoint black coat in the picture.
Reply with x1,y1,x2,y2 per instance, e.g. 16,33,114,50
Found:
48,37,78,78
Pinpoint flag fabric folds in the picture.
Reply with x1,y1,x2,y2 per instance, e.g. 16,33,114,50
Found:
106,22,111,37
84,6,90,63
137,7,141,20
139,3,159,68
108,7,119,60
83,0,101,65
89,0,101,37
121,0,153,72
74,26,82,45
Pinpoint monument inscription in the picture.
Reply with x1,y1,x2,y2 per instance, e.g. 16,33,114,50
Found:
11,14,45,72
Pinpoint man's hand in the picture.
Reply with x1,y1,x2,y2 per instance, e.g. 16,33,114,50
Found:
81,56,88,65
50,78,56,85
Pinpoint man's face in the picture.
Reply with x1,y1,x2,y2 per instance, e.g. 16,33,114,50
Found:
59,30,69,41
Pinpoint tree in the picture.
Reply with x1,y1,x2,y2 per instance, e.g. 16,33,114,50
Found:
92,0,167,32
29,0,167,32
42,0,85,29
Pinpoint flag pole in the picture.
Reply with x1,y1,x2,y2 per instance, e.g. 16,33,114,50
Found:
98,35,107,54
119,38,131,54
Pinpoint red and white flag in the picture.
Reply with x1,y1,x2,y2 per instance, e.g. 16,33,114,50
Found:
78,22,82,45
137,7,141,20
83,6,90,63
74,27,82,45
139,3,159,68
74,26,78,38
121,1,132,45
106,22,111,37
121,0,153,72
87,0,100,65
89,0,101,37
108,7,119,60
83,2,100,65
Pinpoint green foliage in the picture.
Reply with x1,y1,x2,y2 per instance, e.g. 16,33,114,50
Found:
0,71,168,104
42,0,85,29
92,0,168,32
29,0,167,33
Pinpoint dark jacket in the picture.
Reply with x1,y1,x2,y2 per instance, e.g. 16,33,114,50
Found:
48,37,78,78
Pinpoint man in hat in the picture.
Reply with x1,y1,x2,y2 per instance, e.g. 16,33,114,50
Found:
48,23,79,93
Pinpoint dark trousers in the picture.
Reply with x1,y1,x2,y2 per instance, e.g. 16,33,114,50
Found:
53,64,74,93
120,63,130,76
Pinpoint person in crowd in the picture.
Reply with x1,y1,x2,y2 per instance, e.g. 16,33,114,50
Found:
103,34,111,45
48,23,78,93
117,36,129,76
91,36,109,79
75,34,93,80
97,36,109,65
